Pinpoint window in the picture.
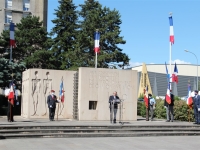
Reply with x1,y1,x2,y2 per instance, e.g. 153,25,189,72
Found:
23,0,30,11
89,101,97,110
4,26,9,30
6,0,12,9
5,12,12,23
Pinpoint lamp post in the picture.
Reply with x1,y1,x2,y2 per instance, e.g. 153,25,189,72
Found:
184,50,198,90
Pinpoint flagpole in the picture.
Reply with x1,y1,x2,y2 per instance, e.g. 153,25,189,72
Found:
10,46,12,62
169,42,172,89
95,52,97,68
169,12,173,90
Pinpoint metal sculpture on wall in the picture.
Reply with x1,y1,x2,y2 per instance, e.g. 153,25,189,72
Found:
31,71,41,116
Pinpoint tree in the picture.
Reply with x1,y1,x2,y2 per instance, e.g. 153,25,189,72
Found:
79,0,130,68
0,58,26,90
51,0,79,70
15,16,54,69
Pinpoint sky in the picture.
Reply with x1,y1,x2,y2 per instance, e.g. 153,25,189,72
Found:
48,0,200,67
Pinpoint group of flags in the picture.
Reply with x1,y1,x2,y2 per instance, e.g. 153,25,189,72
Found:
164,15,178,105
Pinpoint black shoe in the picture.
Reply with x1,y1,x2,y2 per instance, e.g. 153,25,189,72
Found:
113,119,116,123
171,120,173,122
166,120,170,122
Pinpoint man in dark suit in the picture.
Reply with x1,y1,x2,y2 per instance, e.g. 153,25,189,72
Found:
109,91,120,123
47,90,60,121
193,90,200,124
164,90,174,122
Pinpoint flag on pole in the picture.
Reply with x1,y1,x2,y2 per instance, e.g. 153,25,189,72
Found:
187,84,193,108
10,22,16,48
144,85,149,108
169,16,174,44
166,82,171,104
59,80,64,103
165,62,170,81
94,31,100,53
172,63,178,83
8,84,14,105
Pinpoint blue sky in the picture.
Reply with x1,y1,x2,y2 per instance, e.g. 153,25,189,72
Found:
48,0,200,67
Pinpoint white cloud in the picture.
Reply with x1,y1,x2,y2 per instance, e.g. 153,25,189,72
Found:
170,59,191,64
129,62,143,67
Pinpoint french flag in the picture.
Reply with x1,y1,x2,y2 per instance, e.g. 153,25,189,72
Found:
10,22,16,48
8,84,15,105
166,83,171,104
165,62,170,82
94,31,100,53
144,85,149,108
169,16,174,44
172,63,178,83
187,84,193,107
59,80,64,103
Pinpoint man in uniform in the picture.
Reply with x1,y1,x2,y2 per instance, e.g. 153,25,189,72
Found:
47,90,60,121
193,90,200,124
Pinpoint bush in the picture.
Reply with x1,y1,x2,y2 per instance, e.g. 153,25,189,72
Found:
137,98,194,122
137,101,146,117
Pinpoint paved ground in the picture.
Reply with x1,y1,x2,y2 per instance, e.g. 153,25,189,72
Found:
0,116,196,126
0,116,198,150
0,136,199,150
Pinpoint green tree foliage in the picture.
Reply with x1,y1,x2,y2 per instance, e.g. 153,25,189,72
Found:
79,0,129,68
0,58,26,89
51,0,79,70
15,16,54,68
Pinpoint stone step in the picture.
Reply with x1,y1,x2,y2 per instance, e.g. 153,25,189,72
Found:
1,125,200,130
1,132,200,139
1,128,200,134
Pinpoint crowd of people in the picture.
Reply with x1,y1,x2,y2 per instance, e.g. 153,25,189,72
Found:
144,90,200,124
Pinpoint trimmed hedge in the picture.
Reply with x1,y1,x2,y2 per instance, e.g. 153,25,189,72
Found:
137,99,194,122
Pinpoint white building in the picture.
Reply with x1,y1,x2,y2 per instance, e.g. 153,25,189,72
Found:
132,64,199,97
0,0,48,33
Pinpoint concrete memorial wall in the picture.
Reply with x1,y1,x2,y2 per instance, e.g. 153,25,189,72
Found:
78,67,138,121
21,69,76,119
21,68,138,121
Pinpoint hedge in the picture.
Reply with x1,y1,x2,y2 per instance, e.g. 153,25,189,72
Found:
137,98,194,122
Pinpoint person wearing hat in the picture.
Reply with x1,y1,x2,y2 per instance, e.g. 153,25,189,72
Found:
149,94,156,121
164,90,174,122
47,90,60,121
193,90,200,124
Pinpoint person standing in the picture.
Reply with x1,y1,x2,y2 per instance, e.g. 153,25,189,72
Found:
7,82,15,122
109,91,120,123
149,94,156,121
193,90,200,124
164,90,174,122
47,90,60,121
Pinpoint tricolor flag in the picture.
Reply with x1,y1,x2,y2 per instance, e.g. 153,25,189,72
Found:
94,31,100,53
165,62,170,82
144,85,149,108
10,22,16,48
172,63,178,83
187,84,193,108
166,82,171,104
169,16,174,44
59,80,64,103
8,84,15,105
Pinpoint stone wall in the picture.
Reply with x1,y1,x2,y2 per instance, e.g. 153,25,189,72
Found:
78,67,138,121
21,69,76,119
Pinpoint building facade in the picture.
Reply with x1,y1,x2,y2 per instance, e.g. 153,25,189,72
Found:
0,0,48,33
132,64,200,97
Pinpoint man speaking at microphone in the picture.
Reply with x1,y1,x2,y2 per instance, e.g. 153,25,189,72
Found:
109,91,120,123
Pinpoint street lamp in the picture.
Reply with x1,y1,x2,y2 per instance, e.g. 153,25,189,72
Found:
184,50,198,90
